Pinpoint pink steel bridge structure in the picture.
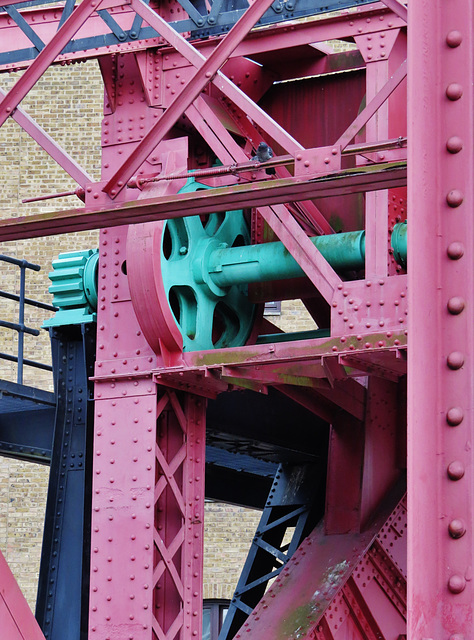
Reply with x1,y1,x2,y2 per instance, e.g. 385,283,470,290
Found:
0,0,472,639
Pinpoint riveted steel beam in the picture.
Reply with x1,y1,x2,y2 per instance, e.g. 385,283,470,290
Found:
0,161,407,241
103,0,282,198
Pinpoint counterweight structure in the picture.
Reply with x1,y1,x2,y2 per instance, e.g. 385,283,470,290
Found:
0,1,472,640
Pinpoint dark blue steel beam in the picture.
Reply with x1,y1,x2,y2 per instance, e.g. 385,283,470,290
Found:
0,408,54,462
207,387,328,463
35,323,96,640
218,462,327,640
205,445,277,509
0,0,374,67
0,380,55,462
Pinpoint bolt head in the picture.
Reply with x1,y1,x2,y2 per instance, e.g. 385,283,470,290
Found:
448,574,466,594
446,136,463,153
446,406,464,426
447,296,465,315
446,31,462,47
447,460,465,480
446,83,463,100
448,519,466,539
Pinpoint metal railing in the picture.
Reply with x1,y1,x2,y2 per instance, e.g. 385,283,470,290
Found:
0,255,56,384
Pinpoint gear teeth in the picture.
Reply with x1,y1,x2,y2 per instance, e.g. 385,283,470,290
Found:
43,249,99,327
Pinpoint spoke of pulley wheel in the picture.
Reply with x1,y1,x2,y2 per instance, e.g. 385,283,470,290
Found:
163,254,192,290
172,285,199,344
185,215,208,240
218,285,253,348
214,212,247,246
166,218,191,260
194,293,217,349
204,212,226,237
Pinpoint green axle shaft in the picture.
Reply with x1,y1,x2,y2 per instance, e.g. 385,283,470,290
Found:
208,222,407,289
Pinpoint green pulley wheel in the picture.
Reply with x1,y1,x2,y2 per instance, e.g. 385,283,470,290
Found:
127,179,258,356
162,186,256,351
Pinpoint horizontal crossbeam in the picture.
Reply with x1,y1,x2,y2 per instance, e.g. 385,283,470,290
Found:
0,0,377,68
0,161,407,241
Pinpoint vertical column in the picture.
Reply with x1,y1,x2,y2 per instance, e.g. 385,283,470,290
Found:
89,222,206,639
355,30,400,278
355,30,405,279
89,383,206,640
408,1,473,639
364,59,389,278
36,325,95,640
89,379,158,640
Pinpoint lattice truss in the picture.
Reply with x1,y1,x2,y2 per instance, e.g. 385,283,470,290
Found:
89,381,206,640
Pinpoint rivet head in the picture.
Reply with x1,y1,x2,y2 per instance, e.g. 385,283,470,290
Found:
446,30,462,47
447,136,463,153
446,407,464,426
447,460,465,480
447,351,464,370
447,242,464,260
446,407,464,427
448,519,466,539
446,189,464,207
446,83,463,100
448,574,466,594
447,296,465,315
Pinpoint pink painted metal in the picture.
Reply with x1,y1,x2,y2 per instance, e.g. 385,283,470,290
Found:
0,4,405,74
0,548,46,640
256,205,341,304
145,335,407,412
0,0,103,129
378,0,407,22
1,0,467,636
0,88,92,188
335,59,406,151
186,100,242,166
164,331,407,371
325,376,402,536
317,497,407,640
90,382,206,640
128,0,304,155
127,221,184,364
0,161,407,241
325,411,365,534
231,489,406,640
408,0,474,639
103,0,278,198
330,274,408,336
90,223,207,640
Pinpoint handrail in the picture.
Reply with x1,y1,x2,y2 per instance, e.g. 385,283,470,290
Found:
0,255,54,383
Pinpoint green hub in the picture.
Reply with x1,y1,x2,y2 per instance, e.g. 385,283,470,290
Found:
162,180,256,351
391,220,407,269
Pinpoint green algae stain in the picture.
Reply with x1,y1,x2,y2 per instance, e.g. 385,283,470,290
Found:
278,560,350,640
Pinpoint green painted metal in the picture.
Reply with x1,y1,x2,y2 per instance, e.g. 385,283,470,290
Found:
163,213,407,351
42,200,407,349
208,230,366,290
391,220,407,269
83,249,99,310
256,328,330,344
161,179,256,351
208,222,407,289
43,249,99,327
